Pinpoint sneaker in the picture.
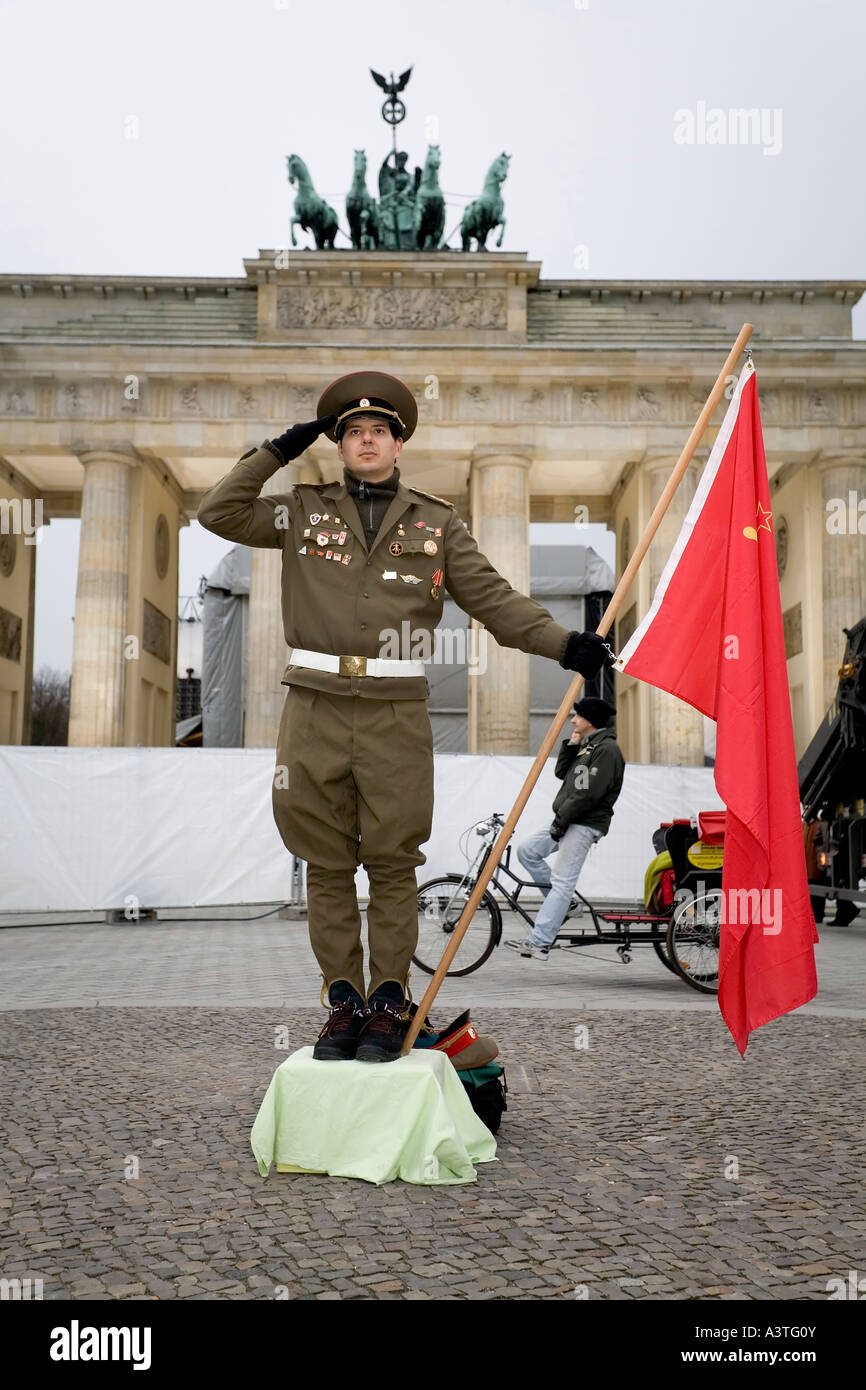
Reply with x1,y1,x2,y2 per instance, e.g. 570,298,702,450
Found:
312,1000,365,1061
355,1000,408,1063
518,937,549,960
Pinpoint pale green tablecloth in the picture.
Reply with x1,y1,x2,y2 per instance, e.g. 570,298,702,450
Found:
250,1046,498,1185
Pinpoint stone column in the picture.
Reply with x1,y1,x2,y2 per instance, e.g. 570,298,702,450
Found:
467,448,532,754
68,451,137,746
244,458,301,748
644,457,705,765
0,464,39,745
819,459,866,707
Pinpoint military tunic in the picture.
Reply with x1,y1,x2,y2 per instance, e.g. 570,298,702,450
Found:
197,440,573,1001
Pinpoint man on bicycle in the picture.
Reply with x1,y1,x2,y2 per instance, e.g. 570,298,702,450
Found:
511,696,624,960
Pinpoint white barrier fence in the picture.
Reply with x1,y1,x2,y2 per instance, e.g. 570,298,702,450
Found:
0,747,722,913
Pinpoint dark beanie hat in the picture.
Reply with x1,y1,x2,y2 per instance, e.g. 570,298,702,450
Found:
573,696,617,728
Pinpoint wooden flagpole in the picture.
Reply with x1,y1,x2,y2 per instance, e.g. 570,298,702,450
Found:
401,322,755,1054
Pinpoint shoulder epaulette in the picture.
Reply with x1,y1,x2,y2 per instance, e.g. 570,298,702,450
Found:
409,486,453,507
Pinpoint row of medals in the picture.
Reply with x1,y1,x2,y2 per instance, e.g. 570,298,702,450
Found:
300,513,444,599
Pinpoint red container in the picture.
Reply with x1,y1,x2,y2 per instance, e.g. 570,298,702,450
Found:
698,810,727,844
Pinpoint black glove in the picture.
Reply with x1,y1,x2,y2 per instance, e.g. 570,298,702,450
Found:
549,819,567,842
560,631,616,680
270,414,338,463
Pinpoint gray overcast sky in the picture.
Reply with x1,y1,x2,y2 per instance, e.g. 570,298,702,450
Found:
2,0,863,674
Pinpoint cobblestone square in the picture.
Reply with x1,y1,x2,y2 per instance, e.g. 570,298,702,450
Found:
0,910,863,1301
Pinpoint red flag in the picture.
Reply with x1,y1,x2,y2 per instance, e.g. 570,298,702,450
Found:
615,361,818,1054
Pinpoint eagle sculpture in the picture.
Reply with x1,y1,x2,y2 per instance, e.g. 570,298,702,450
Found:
370,67,413,101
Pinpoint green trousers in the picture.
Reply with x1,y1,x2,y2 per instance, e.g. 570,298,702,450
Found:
272,684,434,1002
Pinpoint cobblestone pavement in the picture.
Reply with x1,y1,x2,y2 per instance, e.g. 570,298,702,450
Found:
1,998,864,1300
0,907,863,1015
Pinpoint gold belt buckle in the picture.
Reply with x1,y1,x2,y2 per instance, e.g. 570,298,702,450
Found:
339,655,367,677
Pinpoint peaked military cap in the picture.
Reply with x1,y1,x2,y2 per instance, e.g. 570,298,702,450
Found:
317,370,418,443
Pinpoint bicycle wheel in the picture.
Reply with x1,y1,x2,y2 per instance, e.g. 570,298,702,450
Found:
652,939,681,976
414,874,500,977
665,891,720,994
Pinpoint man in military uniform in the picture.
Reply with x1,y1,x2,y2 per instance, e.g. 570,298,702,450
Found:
197,371,612,1062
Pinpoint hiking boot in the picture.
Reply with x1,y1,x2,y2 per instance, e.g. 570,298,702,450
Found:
355,1000,408,1063
312,999,365,1061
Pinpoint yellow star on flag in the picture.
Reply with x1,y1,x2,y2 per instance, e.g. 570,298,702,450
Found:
743,501,773,541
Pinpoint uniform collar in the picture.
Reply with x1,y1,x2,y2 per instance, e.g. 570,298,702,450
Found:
320,473,418,557
343,464,401,495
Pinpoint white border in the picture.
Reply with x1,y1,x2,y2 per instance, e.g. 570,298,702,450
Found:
614,359,755,672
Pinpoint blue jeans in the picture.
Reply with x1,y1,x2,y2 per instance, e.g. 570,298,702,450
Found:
516,822,603,948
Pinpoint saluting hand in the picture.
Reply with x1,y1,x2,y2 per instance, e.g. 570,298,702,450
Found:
270,414,338,463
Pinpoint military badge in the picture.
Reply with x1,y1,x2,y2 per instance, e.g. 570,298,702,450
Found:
298,545,307,554
414,521,427,529
317,532,329,547
342,554,351,565
424,539,438,556
431,567,444,599
389,541,403,557
310,513,321,525
401,574,421,584
337,530,347,545
382,570,397,580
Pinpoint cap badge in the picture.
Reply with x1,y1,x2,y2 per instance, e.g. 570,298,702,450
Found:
359,397,370,407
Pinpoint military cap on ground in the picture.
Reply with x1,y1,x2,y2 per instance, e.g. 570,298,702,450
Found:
430,1010,500,1070
317,370,418,443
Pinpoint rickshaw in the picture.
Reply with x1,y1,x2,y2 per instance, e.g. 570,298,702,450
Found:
414,809,725,994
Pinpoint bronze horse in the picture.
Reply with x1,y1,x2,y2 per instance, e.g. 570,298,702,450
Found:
413,144,445,251
346,150,381,250
287,153,339,249
460,153,510,251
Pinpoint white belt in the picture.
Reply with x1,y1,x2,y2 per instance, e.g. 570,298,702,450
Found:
288,647,427,678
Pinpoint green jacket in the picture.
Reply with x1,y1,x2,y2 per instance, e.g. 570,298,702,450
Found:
551,727,625,835
196,441,572,701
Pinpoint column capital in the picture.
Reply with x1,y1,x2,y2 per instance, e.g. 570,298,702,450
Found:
641,451,679,468
814,453,866,475
470,445,534,469
76,448,140,470
641,452,698,475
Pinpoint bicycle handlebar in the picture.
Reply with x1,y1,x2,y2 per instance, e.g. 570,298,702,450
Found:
476,811,507,837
